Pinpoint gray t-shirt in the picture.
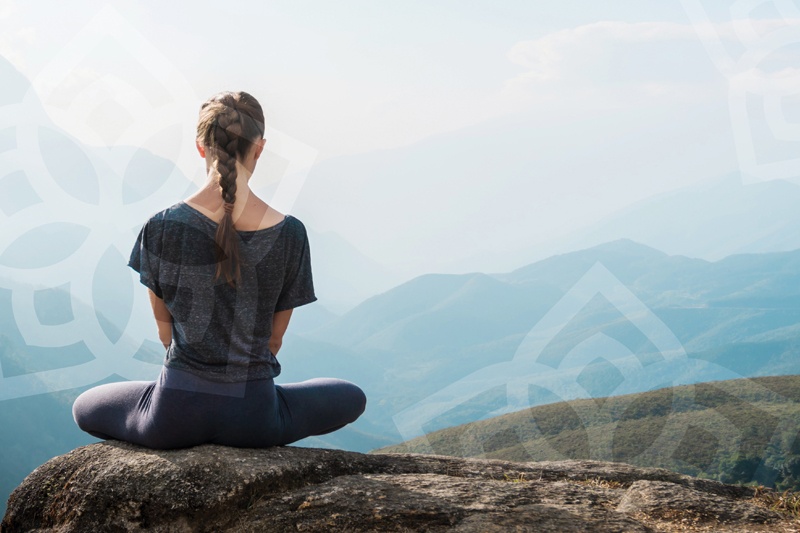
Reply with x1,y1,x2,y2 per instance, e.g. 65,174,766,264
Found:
128,201,317,382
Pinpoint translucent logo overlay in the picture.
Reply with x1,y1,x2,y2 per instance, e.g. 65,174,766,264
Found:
390,0,800,485
682,0,800,184
0,6,316,400
394,262,796,484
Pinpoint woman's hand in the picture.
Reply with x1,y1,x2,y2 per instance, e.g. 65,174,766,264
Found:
148,288,173,349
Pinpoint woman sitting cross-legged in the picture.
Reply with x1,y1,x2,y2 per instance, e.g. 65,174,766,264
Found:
72,90,366,449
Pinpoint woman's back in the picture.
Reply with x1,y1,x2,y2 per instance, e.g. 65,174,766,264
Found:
129,201,316,382
73,90,365,450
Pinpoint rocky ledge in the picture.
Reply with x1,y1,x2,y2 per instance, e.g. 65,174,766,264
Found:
1,442,798,532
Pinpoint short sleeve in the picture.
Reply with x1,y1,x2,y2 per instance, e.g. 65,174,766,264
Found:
128,218,164,299
275,221,317,312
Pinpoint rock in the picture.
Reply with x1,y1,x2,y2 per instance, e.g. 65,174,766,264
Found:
1,441,796,532
617,480,782,526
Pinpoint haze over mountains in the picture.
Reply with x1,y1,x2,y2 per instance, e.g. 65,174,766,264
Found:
278,239,800,452
296,149,800,287
285,95,800,294
5,238,800,514
553,174,800,262
4,53,800,515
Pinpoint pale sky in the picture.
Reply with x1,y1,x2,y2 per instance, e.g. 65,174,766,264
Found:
4,0,800,289
0,0,742,160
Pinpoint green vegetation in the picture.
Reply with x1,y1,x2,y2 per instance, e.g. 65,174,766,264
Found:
377,375,800,491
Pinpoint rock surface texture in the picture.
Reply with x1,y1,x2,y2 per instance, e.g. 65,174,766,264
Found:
2,441,798,532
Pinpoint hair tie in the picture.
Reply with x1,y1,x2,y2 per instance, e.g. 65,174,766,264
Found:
223,202,234,214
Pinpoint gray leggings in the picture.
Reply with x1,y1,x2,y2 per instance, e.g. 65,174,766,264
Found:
72,366,367,449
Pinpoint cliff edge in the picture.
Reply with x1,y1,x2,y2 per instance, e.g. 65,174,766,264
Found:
1,441,797,532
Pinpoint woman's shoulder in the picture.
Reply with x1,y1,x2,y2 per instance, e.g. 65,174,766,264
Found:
280,214,311,243
282,213,306,230
134,203,208,254
139,201,309,239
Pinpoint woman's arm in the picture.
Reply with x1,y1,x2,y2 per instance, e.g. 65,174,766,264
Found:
148,288,173,349
270,308,293,357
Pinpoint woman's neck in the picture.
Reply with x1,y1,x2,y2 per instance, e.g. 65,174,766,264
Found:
186,171,255,220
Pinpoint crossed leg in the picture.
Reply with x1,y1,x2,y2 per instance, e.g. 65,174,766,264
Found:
73,375,367,449
273,378,367,445
72,380,157,444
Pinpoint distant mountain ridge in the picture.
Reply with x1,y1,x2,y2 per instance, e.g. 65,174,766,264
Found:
309,237,800,356
289,238,800,450
4,236,800,514
500,237,800,308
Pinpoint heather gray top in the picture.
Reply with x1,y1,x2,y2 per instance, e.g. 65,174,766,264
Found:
128,201,317,382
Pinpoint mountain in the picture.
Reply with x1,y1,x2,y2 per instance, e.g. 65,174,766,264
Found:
304,226,399,314
297,239,800,447
376,375,800,490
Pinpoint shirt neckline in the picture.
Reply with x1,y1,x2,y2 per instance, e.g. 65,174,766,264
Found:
179,201,289,234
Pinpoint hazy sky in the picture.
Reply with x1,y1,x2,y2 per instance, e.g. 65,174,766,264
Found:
3,0,800,287
0,0,744,160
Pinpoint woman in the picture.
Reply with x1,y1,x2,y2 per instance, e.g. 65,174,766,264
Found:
72,91,366,449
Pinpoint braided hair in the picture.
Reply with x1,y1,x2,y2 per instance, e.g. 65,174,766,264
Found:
196,91,265,287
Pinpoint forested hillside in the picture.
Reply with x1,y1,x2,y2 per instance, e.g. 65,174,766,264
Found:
378,375,800,490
